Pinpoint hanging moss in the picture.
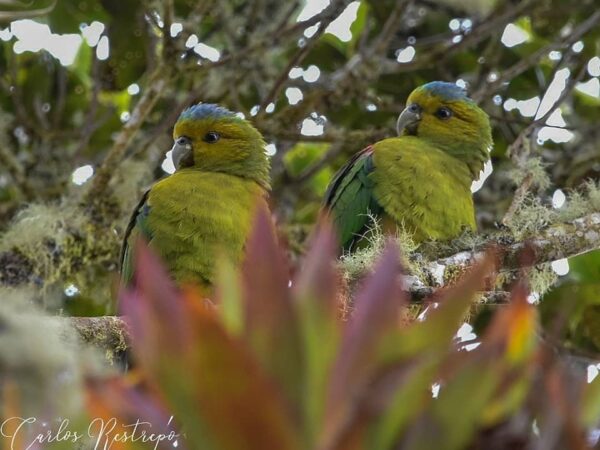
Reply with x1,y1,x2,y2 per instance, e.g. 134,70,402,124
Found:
338,216,421,282
508,157,551,192
528,263,558,297
507,180,600,241
506,197,554,238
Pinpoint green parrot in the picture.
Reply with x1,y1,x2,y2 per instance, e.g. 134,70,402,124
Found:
120,103,270,290
323,81,492,250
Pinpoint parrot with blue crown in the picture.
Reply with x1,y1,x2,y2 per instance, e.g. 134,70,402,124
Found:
322,81,492,250
120,104,270,289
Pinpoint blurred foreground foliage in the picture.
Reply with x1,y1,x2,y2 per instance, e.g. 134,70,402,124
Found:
84,214,600,449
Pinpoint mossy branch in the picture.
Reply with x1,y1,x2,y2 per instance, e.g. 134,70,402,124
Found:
70,316,129,362
60,212,600,355
423,212,600,288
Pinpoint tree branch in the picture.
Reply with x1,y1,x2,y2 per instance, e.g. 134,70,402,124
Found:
0,143,35,200
65,212,600,354
69,316,129,362
424,212,600,287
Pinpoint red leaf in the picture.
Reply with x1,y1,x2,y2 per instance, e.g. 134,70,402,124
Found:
120,239,302,450
120,241,193,354
169,294,302,450
322,241,406,448
85,375,182,450
294,218,340,316
241,207,303,409
481,282,537,364
293,218,343,443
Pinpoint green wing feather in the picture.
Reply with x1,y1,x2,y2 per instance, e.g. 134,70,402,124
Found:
120,190,152,284
322,146,382,250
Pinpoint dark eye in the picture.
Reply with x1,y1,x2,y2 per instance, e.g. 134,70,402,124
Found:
176,136,191,146
408,103,421,113
204,131,220,143
435,107,453,120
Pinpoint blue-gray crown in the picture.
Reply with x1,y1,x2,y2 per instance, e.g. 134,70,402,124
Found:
421,81,470,102
178,103,237,122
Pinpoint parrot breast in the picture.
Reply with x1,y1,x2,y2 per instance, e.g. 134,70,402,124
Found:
146,170,266,287
371,136,476,242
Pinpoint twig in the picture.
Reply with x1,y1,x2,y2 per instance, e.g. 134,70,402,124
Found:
0,0,56,20
52,64,67,129
84,66,170,215
487,113,578,131
262,124,388,144
257,0,351,113
272,1,302,36
67,288,511,354
66,206,600,354
161,0,176,63
409,287,511,304
532,61,588,128
296,142,346,183
501,58,588,225
472,9,600,102
380,0,539,77
439,0,538,60
0,142,35,200
502,172,534,226
328,0,409,85
370,0,410,57
74,56,101,160
7,52,37,133
183,0,348,73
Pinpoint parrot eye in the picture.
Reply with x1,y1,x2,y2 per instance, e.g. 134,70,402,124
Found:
203,132,220,143
435,107,453,120
408,103,421,114
176,136,191,147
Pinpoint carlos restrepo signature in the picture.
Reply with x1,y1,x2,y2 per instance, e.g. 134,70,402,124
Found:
0,416,180,449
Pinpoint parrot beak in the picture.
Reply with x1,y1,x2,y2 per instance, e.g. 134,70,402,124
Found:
396,103,422,136
171,137,194,169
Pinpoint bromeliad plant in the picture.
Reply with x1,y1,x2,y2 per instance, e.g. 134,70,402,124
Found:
87,210,600,450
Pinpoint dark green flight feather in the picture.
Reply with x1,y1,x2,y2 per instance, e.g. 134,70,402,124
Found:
322,146,382,250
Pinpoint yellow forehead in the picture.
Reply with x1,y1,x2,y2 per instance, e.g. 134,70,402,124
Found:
174,119,210,138
173,118,263,145
408,90,455,109
173,118,239,138
408,91,484,121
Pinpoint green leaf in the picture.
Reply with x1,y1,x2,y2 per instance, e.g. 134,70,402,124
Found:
581,375,600,426
406,359,501,450
377,254,495,363
70,40,93,88
284,142,330,176
214,254,243,336
47,0,109,34
369,359,440,450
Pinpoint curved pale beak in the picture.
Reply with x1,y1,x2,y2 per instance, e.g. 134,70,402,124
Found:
396,104,422,135
171,137,193,169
